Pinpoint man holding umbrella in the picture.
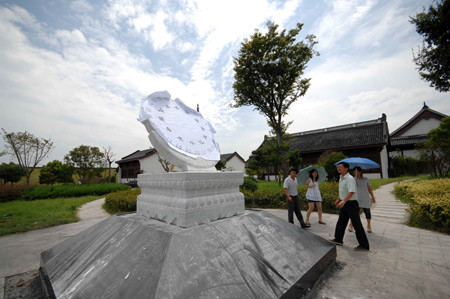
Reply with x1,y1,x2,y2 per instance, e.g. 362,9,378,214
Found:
330,162,370,251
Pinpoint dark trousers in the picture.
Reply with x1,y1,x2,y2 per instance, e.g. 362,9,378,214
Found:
287,195,307,227
335,200,370,249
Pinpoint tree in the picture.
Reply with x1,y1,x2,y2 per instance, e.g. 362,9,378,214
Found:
232,21,318,177
39,160,74,185
286,149,302,169
102,146,116,182
0,162,24,185
215,160,226,171
64,145,104,184
317,151,347,181
1,129,54,185
418,116,450,177
410,0,450,92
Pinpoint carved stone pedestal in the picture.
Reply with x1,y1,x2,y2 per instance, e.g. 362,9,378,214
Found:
137,171,245,227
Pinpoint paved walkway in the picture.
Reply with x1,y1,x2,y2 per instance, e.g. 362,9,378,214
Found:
264,182,450,298
0,198,109,299
1,183,450,298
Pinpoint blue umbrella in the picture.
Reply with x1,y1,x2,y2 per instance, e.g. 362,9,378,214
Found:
297,166,328,185
335,157,380,170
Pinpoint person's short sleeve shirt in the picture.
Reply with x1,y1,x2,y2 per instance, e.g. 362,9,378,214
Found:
339,173,357,200
283,176,298,196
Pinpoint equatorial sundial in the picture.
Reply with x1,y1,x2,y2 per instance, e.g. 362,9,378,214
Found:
138,91,220,171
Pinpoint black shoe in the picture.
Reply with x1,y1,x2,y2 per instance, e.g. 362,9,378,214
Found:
329,239,343,246
302,224,311,228
354,246,369,251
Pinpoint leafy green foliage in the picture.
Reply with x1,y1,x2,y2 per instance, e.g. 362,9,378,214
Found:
394,179,450,233
22,183,129,200
215,160,226,171
0,162,24,185
241,176,258,192
64,145,105,183
410,0,450,92
233,21,318,176
418,116,450,177
317,151,347,181
392,156,428,176
104,188,141,214
39,160,74,185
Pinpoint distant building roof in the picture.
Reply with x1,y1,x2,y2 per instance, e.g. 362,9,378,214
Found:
116,148,157,164
288,114,389,153
390,102,447,137
220,152,246,163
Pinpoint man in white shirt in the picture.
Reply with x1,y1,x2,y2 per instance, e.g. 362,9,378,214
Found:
330,162,369,251
283,168,310,228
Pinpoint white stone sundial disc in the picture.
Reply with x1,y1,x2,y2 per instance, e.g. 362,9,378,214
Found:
138,91,220,161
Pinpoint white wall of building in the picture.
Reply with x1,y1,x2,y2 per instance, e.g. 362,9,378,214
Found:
224,156,246,172
399,118,441,136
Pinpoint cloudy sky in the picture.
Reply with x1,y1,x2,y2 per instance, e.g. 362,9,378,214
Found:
0,0,448,167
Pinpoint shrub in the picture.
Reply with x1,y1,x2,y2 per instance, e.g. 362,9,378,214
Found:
104,188,141,213
22,183,130,200
0,185,29,203
243,181,340,214
241,176,258,192
394,179,450,233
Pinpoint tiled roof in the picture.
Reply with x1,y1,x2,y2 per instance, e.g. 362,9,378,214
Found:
220,152,246,163
288,119,388,153
390,135,428,147
116,148,157,164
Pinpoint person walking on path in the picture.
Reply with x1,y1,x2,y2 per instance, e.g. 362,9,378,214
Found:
330,162,369,251
305,169,326,225
283,168,310,228
348,167,376,233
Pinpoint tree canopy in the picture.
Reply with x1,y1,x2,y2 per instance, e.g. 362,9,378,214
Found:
64,145,104,184
232,21,318,177
410,0,450,92
419,116,450,177
0,162,24,185
39,160,74,185
1,129,54,185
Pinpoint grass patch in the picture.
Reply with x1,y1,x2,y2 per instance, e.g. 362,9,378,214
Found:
0,196,101,236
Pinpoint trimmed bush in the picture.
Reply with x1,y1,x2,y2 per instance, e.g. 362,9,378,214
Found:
22,183,130,200
243,181,340,214
104,188,141,213
394,179,450,233
241,176,258,192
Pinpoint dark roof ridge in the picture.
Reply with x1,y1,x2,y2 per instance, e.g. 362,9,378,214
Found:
291,115,386,137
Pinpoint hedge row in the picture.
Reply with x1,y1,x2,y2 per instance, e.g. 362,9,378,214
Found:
22,183,130,200
0,185,29,203
104,188,141,213
245,181,340,214
394,179,450,234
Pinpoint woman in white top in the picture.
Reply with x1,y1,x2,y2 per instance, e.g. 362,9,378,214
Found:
348,167,376,233
305,169,326,225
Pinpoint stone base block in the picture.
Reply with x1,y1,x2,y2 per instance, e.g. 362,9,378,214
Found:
137,171,245,227
40,211,336,299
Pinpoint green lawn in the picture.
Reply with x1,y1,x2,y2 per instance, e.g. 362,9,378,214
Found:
0,195,102,236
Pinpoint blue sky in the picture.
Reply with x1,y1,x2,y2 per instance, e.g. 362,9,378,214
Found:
0,0,449,167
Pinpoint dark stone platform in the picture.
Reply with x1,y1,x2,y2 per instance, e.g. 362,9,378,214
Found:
40,210,336,298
